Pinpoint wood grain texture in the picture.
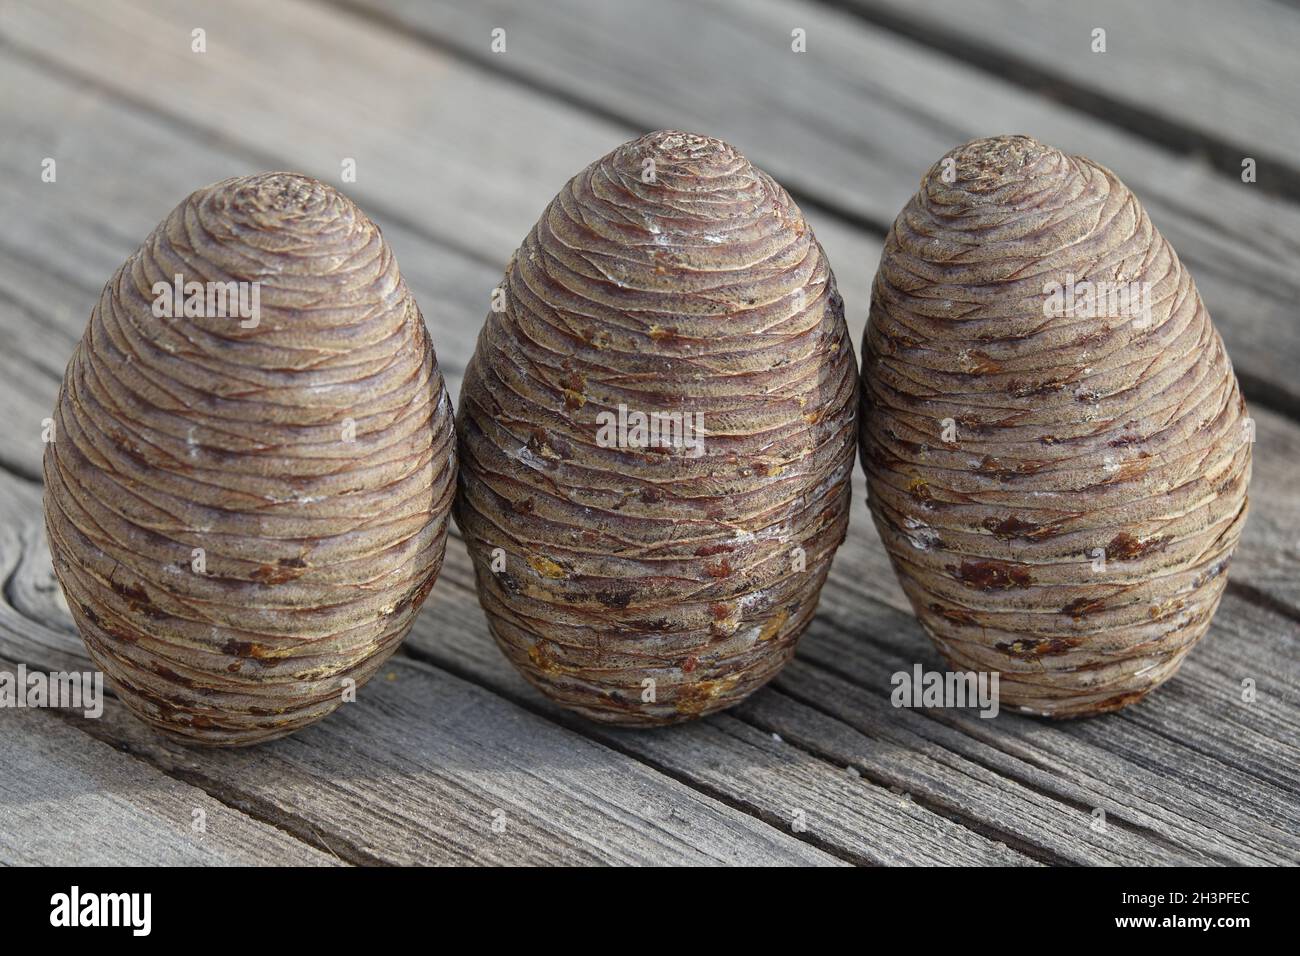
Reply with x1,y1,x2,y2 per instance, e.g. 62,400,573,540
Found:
0,679,341,865
778,555,1300,865
340,0,1300,415
838,0,1300,191
0,0,883,379
407,543,1037,864
418,513,1300,865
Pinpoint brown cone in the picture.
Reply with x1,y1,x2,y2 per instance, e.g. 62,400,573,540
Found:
861,135,1251,717
43,172,456,746
455,131,859,725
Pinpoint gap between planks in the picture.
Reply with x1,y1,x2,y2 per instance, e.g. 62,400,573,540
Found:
817,0,1300,201
323,0,1300,421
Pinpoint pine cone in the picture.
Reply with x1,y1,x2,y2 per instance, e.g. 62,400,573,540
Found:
861,136,1251,717
43,173,456,745
456,131,859,725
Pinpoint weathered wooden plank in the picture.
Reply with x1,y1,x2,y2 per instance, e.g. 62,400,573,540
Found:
1116,596,1300,796
0,478,837,866
0,679,341,865
756,664,1299,866
790,469,1299,864
335,0,1300,414
771,574,1300,866
402,549,1033,865
11,450,1292,868
90,658,839,866
393,510,1299,865
0,0,881,366
837,0,1300,191
416,550,1143,864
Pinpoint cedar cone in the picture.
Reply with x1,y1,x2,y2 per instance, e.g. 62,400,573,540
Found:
861,135,1252,717
43,173,456,746
455,131,859,725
